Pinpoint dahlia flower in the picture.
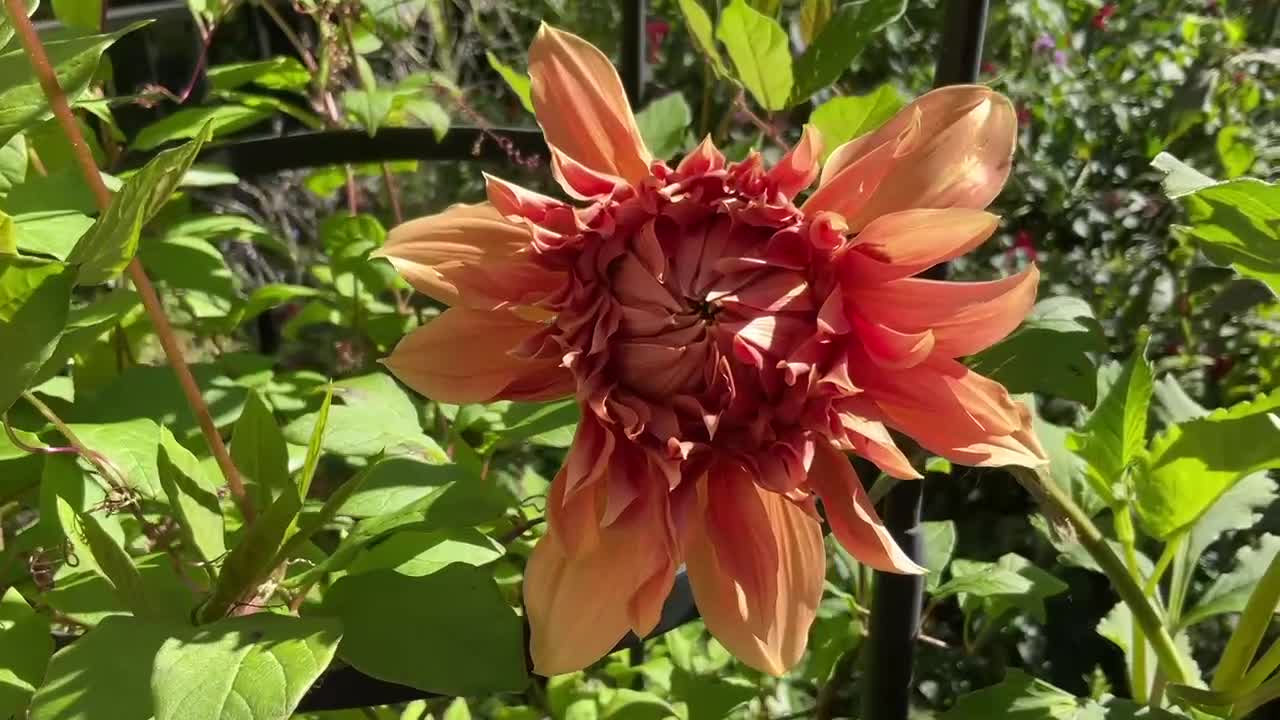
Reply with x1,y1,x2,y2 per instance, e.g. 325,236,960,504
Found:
377,25,1046,676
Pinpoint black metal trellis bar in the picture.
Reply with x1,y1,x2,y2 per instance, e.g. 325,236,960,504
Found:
861,2,991,720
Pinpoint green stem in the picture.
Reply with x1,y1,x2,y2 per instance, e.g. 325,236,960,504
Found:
1012,467,1194,686
1147,532,1184,596
1214,550,1280,692
1116,509,1150,704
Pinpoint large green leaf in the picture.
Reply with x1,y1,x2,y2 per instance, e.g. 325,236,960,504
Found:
940,670,1187,719
0,587,53,718
1154,154,1280,295
716,0,792,111
0,0,37,52
56,497,162,618
69,124,214,285
320,565,527,695
231,390,290,506
1067,342,1154,506
1032,408,1106,518
44,553,194,628
789,0,905,104
347,528,504,577
139,234,239,319
635,92,693,161
1185,472,1276,570
337,455,475,518
0,22,145,147
677,0,729,77
1181,534,1280,629
921,520,957,592
809,84,902,160
68,417,162,497
51,0,102,30
0,259,74,412
132,104,271,151
207,57,311,92
31,288,140,386
0,133,27,197
283,373,445,459
151,614,341,720
969,297,1108,406
157,425,225,564
28,615,177,720
1135,387,1280,538
948,554,1067,623
1097,602,1202,695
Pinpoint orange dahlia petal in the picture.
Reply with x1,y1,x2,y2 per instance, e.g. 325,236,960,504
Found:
529,24,653,185
850,266,1039,359
817,85,1016,228
808,443,924,574
683,469,825,676
526,459,675,675
382,307,571,404
842,208,1000,284
374,203,559,310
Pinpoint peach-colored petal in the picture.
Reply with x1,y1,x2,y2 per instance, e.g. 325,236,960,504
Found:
767,125,823,198
851,313,936,369
807,443,924,574
526,463,675,675
374,203,560,309
382,308,571,404
683,470,825,676
529,24,653,185
815,85,1016,229
802,110,920,225
842,209,1000,284
850,266,1039,358
861,357,1047,468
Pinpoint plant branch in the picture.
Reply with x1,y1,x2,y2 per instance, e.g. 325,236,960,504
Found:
4,0,254,523
1012,466,1194,687
1214,549,1280,692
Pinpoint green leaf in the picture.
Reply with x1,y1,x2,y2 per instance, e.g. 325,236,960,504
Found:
131,104,270,152
1152,375,1208,426
404,97,450,141
273,462,373,566
600,689,680,720
0,258,73,412
347,528,504,577
1067,340,1154,506
343,86,395,137
1182,177,1280,295
486,52,533,114
337,455,474,518
934,561,1034,602
52,0,102,30
232,390,290,506
361,0,426,36
485,399,580,450
1135,388,1280,538
1215,125,1256,178
28,615,177,720
940,670,1188,719
921,520,956,592
320,565,527,695
295,384,332,502
969,297,1108,406
69,417,162,497
151,614,341,720
197,487,302,624
809,84,902,160
207,56,311,92
798,0,834,44
671,669,756,720
0,133,26,198
1097,602,1202,695
635,92,693,161
56,496,163,618
232,283,321,328
676,0,729,77
44,553,195,627
283,373,444,459
31,288,140,386
789,0,906,104
1032,411,1106,518
1186,472,1276,570
0,22,145,147
1181,534,1280,629
288,458,511,585
716,0,793,111
0,0,37,52
0,587,53,719
70,124,214,285
140,234,239,319
1152,152,1217,198
157,425,225,564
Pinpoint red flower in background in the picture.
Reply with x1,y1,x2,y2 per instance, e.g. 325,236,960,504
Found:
1092,3,1117,30
1016,105,1032,127
646,19,670,63
1013,229,1038,262
981,61,998,75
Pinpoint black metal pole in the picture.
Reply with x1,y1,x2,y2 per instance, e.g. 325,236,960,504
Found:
861,2,990,720
620,0,646,104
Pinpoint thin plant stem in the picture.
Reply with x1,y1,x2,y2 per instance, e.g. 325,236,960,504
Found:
1012,466,1194,687
4,0,254,523
380,162,404,224
257,0,318,72
1240,633,1280,693
1146,532,1184,596
1118,509,1150,704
